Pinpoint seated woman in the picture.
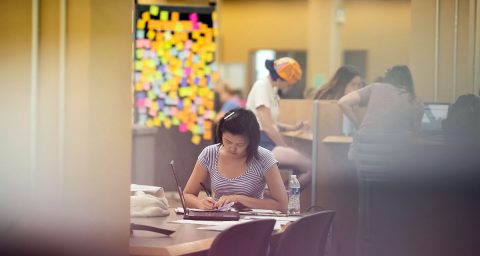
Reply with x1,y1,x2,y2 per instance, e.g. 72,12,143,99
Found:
246,57,311,189
338,65,424,159
183,108,288,213
214,81,246,123
314,65,362,100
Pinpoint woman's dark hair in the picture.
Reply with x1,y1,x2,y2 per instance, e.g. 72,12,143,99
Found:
383,65,416,100
216,108,260,163
314,65,361,100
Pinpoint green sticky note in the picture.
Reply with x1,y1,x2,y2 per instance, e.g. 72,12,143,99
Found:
172,117,180,126
313,73,326,89
148,91,156,99
134,61,142,71
160,10,169,21
135,49,143,59
192,125,200,135
150,6,159,16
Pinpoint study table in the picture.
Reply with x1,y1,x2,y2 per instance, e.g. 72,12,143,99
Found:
130,209,294,256
130,209,218,256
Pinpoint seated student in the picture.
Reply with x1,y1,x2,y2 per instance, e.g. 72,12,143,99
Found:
314,65,362,100
246,57,312,189
214,81,246,123
183,108,288,213
338,65,424,159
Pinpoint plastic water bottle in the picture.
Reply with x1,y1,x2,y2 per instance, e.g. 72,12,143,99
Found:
288,175,301,215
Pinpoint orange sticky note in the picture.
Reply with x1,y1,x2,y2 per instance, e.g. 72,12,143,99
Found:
203,131,212,140
142,12,151,20
171,12,180,22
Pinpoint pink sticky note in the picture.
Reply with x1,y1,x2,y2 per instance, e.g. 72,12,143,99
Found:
189,13,198,22
143,82,151,90
148,108,157,117
171,107,178,116
185,67,192,76
179,123,188,133
144,99,152,107
192,21,199,30
136,99,145,108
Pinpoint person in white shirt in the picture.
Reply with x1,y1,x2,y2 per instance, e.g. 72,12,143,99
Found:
246,57,311,189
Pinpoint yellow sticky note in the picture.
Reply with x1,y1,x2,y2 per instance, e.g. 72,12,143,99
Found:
164,118,172,129
198,105,205,115
146,118,154,127
191,135,201,145
147,30,156,40
135,49,143,59
176,42,184,51
212,12,217,21
153,117,161,126
135,83,143,91
168,92,177,100
134,61,142,71
150,6,159,16
137,20,146,29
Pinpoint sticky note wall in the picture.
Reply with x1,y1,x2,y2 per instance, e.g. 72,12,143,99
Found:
133,5,218,145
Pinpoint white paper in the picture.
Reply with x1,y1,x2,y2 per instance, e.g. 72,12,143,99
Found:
170,219,243,226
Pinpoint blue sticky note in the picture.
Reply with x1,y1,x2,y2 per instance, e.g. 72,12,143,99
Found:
136,30,145,39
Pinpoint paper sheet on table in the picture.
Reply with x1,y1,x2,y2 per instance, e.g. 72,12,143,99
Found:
244,215,301,222
195,219,252,231
171,219,246,226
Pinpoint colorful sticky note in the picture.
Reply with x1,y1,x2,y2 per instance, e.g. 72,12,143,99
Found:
171,12,180,22
147,30,156,40
191,135,201,145
137,20,146,29
136,30,145,39
160,10,169,21
150,6,159,16
164,118,172,129
203,131,212,140
142,12,151,20
179,123,188,133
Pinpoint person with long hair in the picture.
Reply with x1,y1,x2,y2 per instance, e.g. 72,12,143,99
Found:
314,65,362,100
338,65,424,159
183,108,288,212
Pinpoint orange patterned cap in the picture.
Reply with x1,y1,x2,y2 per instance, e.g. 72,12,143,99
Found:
272,57,302,85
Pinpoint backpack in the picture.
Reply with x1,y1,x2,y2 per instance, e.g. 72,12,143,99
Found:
443,94,480,143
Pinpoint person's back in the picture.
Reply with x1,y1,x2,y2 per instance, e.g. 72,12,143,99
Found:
358,83,423,135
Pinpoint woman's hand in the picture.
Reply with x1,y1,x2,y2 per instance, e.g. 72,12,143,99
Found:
214,195,239,208
200,197,217,210
295,121,310,131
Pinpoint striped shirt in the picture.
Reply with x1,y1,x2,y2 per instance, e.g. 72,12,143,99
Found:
198,144,278,200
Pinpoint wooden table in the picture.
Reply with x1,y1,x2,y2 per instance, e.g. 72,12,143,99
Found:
130,209,287,256
130,209,218,256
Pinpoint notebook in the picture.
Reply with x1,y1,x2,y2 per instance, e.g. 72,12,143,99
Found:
169,160,240,221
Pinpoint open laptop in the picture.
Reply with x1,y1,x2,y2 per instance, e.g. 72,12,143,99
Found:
421,103,449,134
169,160,240,221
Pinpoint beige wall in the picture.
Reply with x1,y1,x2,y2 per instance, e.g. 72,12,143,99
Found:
0,1,132,255
410,0,479,102
341,0,411,82
220,0,411,90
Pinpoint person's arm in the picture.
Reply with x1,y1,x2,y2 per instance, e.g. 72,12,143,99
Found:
183,161,216,210
214,165,288,213
338,91,362,129
256,106,288,146
277,121,308,132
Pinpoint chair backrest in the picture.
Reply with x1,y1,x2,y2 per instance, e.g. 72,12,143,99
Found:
273,210,336,256
208,219,275,256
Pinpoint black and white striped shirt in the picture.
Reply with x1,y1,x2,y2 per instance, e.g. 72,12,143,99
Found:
198,144,278,199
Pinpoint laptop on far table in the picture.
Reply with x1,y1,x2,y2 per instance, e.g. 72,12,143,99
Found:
169,160,240,221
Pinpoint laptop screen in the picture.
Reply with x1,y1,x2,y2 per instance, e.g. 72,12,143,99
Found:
169,160,189,214
421,103,449,132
